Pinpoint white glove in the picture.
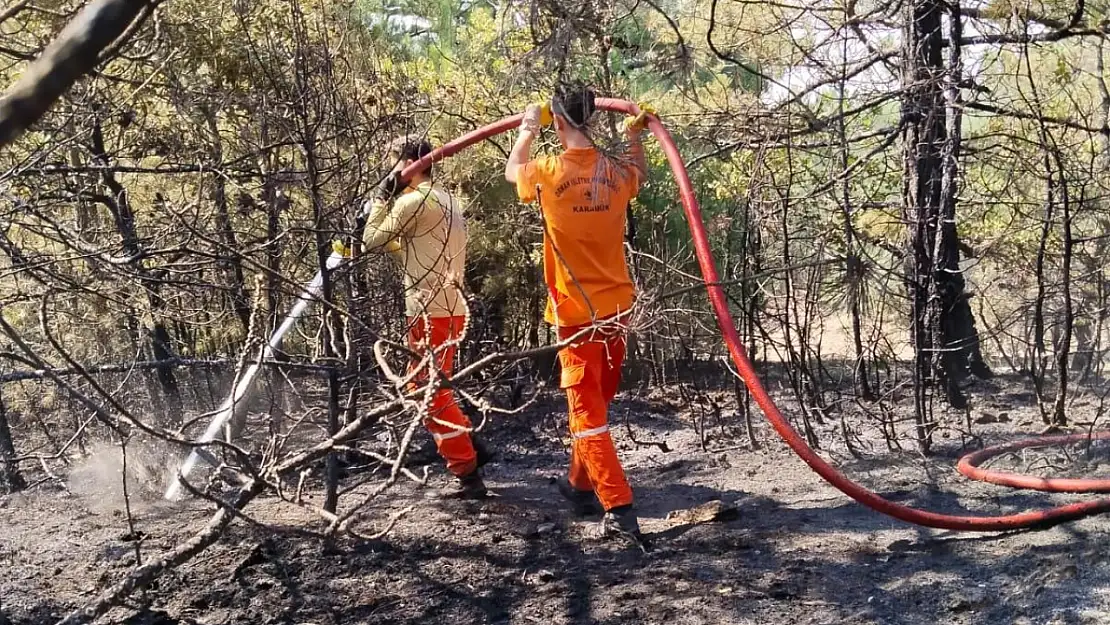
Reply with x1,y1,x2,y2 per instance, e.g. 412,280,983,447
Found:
520,104,542,135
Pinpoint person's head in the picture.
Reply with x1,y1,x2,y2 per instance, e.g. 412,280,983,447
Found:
388,134,434,182
551,86,596,148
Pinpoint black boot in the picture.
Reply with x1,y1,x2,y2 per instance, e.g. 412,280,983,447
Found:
433,470,488,500
557,477,602,516
473,435,495,469
593,504,651,551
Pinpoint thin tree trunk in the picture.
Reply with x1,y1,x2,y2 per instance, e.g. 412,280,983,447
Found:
838,36,874,401
1031,150,1055,424
89,118,181,414
1075,42,1110,380
202,107,251,334
288,0,342,514
902,0,946,450
776,146,820,446
0,389,25,493
257,102,285,339
1052,174,1075,426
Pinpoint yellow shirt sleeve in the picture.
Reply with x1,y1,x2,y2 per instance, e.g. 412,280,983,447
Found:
362,194,421,251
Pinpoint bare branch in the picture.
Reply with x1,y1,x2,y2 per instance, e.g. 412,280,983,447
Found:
0,0,157,149
965,100,1106,134
0,0,32,25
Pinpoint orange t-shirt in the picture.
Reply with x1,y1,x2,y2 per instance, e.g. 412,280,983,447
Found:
516,147,640,327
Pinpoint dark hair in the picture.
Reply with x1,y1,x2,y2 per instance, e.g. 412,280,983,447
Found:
388,134,434,177
552,86,596,129
389,135,433,162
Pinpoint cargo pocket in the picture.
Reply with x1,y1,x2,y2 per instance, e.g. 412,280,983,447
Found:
560,363,586,389
559,347,588,389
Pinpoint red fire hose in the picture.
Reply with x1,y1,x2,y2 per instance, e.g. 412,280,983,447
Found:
957,431,1110,493
403,98,1110,531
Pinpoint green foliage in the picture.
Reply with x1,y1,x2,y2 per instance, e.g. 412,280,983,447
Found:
6,0,1110,379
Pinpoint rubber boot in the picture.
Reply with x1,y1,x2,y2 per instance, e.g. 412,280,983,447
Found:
557,477,602,516
473,434,495,469
593,504,651,551
432,470,488,500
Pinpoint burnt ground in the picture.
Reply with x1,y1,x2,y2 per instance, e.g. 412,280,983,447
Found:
4,375,1110,625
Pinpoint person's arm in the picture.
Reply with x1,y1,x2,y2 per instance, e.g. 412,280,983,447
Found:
505,131,536,184
626,127,647,186
505,104,542,184
624,111,650,187
362,195,415,252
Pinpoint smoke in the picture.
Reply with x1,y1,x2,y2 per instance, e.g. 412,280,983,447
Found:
67,438,178,513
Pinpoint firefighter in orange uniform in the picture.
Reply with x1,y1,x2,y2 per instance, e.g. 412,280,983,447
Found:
505,87,650,545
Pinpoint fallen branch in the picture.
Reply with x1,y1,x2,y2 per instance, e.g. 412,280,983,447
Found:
28,315,642,623
55,481,263,625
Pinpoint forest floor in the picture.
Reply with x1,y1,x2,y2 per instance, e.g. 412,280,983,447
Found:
4,373,1110,625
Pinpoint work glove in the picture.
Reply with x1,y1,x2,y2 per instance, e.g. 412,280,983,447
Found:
623,103,657,133
374,170,405,202
520,104,543,135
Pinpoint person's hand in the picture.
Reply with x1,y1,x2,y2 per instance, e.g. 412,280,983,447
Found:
374,170,404,202
623,103,656,137
520,104,542,136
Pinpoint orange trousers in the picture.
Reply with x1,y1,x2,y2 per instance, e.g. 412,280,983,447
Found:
558,323,633,511
407,316,477,477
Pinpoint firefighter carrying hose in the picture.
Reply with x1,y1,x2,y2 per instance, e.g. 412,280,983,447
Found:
505,87,652,546
363,135,492,499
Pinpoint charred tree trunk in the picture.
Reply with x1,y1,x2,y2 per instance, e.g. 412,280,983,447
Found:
256,102,287,340
1074,43,1110,379
307,149,341,516
287,2,343,514
902,0,989,447
740,203,762,448
624,197,645,386
202,106,251,335
837,36,874,401
774,149,821,446
0,390,25,494
903,0,944,450
1053,181,1075,426
937,1,992,388
89,116,181,415
520,235,556,380
1031,159,1055,423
